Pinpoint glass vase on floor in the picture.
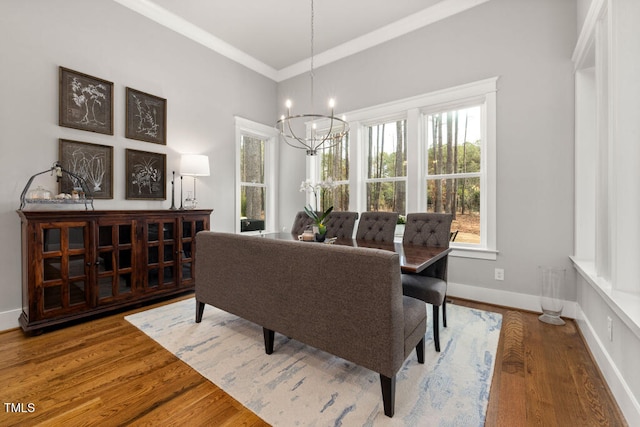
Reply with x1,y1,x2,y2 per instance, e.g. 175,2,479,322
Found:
539,266,565,325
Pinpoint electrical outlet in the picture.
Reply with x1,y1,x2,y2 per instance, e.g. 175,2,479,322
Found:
494,268,504,281
607,316,613,341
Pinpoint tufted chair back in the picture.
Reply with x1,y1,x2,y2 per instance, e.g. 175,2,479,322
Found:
291,211,315,235
324,211,359,239
402,213,453,248
356,212,399,243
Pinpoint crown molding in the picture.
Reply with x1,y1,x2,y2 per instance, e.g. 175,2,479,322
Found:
112,0,280,80
114,0,490,83
276,0,490,82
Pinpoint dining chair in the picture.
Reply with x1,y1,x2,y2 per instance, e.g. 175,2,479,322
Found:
356,212,399,243
401,212,453,352
291,211,315,235
324,211,359,239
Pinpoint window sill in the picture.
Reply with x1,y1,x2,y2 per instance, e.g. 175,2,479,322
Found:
450,246,498,260
571,257,640,340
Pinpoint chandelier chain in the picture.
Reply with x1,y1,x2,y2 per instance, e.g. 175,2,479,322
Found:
275,0,349,156
310,0,315,109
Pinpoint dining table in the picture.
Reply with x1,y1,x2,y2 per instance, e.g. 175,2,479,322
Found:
261,232,451,274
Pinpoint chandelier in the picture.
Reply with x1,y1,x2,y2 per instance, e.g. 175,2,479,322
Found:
276,0,349,156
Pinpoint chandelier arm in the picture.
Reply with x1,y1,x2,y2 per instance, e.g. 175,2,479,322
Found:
280,114,313,151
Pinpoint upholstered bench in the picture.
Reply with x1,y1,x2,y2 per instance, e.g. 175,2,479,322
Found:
194,231,426,417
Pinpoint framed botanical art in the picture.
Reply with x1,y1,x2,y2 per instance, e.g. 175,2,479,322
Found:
125,87,167,145
59,67,113,135
59,139,114,199
125,149,166,200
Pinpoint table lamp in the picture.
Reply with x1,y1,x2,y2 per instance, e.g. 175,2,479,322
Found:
180,154,210,208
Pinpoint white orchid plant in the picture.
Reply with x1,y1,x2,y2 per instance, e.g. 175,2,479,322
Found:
299,178,337,234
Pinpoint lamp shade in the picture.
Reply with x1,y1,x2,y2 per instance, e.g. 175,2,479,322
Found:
180,154,210,176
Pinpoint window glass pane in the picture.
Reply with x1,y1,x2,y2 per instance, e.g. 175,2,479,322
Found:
367,181,406,214
321,184,349,211
241,185,265,222
240,136,265,183
367,120,406,179
240,134,267,232
427,106,481,175
319,134,349,211
427,177,480,244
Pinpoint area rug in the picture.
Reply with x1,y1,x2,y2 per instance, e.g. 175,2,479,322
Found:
125,298,502,426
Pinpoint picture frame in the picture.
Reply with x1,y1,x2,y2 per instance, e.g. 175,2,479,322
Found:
59,67,113,135
125,87,167,145
59,139,114,199
125,149,166,200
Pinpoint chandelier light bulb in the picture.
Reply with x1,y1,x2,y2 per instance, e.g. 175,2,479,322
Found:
285,99,292,109
329,98,335,109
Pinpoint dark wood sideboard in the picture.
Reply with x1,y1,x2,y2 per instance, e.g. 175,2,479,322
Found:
17,209,212,334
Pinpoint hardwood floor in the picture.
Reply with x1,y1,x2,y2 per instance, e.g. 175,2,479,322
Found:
0,295,627,426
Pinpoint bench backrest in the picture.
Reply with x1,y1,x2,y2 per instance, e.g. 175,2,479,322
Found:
195,231,406,376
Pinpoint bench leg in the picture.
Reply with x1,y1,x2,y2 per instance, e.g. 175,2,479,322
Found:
263,328,275,354
380,374,396,417
195,301,205,323
416,337,425,364
433,305,441,352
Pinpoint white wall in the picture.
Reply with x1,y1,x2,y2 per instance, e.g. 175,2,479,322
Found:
278,0,577,307
0,0,277,327
572,0,640,423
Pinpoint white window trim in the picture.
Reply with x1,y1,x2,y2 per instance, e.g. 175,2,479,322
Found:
234,116,279,234
310,77,499,260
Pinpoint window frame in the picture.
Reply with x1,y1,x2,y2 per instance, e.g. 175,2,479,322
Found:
234,116,279,234
309,77,498,259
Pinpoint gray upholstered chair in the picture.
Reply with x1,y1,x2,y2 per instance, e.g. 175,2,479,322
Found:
355,211,399,243
291,211,315,235
401,212,453,352
324,211,358,239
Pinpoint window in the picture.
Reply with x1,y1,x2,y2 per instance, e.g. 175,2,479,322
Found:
240,135,265,230
235,117,278,233
365,119,407,214
319,133,349,211
309,78,497,259
425,106,482,244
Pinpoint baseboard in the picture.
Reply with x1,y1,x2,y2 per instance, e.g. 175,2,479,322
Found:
0,308,21,332
448,281,578,319
575,306,640,426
